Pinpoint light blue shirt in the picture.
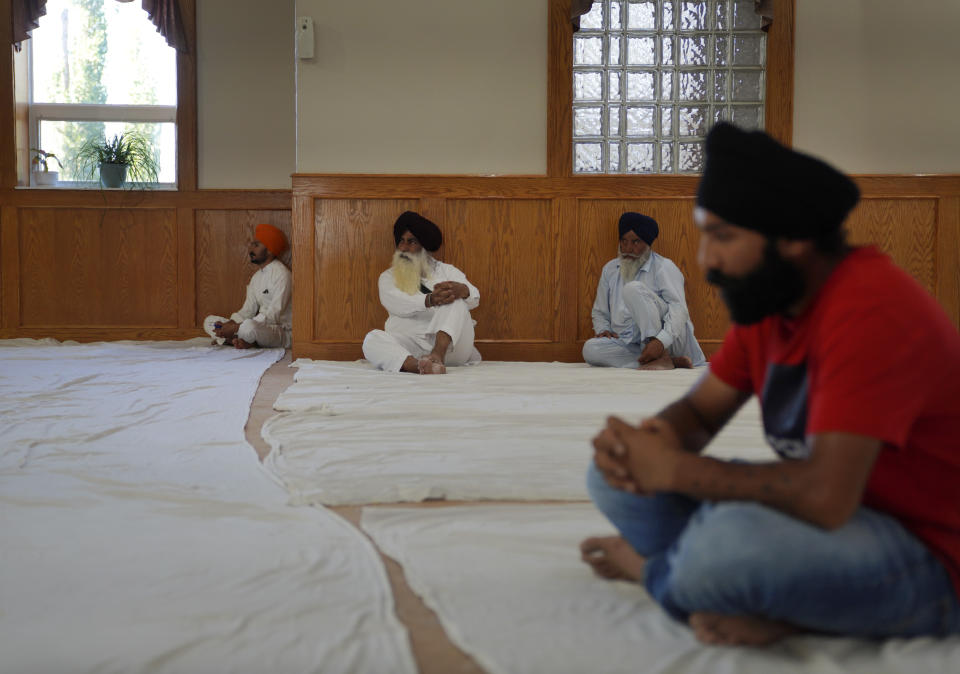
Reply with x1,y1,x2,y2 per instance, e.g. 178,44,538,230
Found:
591,252,697,354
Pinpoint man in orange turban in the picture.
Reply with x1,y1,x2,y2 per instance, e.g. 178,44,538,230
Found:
203,223,292,349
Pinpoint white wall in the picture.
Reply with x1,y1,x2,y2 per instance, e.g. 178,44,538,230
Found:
294,0,547,175
197,0,296,188
793,0,960,174
193,0,959,184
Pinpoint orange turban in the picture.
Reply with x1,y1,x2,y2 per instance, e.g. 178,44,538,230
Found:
255,223,289,256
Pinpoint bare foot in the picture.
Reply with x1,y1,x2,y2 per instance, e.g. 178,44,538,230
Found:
417,355,447,375
579,536,646,581
689,612,799,646
639,354,675,371
234,338,253,349
671,356,693,369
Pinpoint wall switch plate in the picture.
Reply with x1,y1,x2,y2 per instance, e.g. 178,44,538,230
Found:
297,16,314,59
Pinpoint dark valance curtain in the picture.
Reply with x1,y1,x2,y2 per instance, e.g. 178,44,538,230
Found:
755,0,774,32
141,0,188,53
11,0,47,50
570,0,593,32
572,0,775,32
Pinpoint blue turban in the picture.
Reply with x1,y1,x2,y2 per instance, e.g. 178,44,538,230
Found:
618,212,659,245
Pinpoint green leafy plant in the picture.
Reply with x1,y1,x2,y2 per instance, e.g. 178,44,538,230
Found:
74,131,160,186
30,148,63,172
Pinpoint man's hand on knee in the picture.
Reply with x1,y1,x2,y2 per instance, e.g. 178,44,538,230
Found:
595,330,619,339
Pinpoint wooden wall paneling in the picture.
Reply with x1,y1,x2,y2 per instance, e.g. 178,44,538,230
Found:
1,206,19,328
547,0,572,177
555,197,578,343
176,207,196,329
937,196,960,329
1,0,16,189
176,0,198,191
19,207,178,327
845,198,937,294
443,199,555,343
291,195,315,351
765,0,795,146
194,209,292,326
575,198,727,351
313,198,418,344
13,39,28,186
107,208,179,325
417,198,446,232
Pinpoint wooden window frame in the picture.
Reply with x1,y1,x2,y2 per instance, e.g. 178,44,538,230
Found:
0,0,197,191
547,0,795,177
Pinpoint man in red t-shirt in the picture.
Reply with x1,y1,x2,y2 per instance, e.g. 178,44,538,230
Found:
581,122,960,646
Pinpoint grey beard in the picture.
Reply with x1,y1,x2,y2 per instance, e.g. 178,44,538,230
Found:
391,249,432,295
619,249,651,283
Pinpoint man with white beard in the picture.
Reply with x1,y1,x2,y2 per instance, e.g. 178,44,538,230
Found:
362,211,481,374
582,212,705,370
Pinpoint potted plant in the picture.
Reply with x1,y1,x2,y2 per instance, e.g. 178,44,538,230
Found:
31,148,63,186
74,131,160,188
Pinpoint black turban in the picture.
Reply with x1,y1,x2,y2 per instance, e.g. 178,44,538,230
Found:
696,122,860,239
393,211,442,252
618,212,659,245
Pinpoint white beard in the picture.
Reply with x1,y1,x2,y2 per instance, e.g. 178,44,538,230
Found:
619,248,651,283
391,249,432,295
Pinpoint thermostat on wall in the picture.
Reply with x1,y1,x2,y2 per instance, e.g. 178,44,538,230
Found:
297,16,314,60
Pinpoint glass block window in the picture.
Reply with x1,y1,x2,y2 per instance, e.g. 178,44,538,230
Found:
573,0,766,174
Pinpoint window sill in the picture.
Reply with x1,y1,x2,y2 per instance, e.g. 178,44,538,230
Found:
17,184,179,191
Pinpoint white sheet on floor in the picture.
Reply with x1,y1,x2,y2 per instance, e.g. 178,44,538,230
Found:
0,340,416,674
362,504,960,674
263,360,775,505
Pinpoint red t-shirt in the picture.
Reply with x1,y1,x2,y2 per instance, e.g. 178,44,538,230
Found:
710,246,960,595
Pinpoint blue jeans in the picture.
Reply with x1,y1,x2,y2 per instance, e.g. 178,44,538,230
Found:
586,462,960,637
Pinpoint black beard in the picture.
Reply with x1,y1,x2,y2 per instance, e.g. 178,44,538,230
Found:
250,252,267,265
706,241,806,325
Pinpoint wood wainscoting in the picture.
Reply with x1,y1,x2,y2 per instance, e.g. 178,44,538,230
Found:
0,189,291,341
2,176,956,356
292,174,960,362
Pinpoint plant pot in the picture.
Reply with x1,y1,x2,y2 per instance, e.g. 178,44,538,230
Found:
33,170,59,186
99,163,128,188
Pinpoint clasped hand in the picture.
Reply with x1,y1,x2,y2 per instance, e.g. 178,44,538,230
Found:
214,320,239,339
592,415,684,494
430,281,467,306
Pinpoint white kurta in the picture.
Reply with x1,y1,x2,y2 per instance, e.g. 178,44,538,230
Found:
204,259,292,348
583,253,705,367
362,258,481,372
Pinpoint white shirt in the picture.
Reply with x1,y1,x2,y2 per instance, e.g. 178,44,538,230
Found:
230,259,292,330
378,257,480,336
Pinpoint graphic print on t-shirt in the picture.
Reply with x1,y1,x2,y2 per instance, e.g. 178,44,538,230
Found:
761,362,810,459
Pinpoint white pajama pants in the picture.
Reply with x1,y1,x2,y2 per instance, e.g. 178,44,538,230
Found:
362,300,481,372
582,282,674,369
203,315,291,349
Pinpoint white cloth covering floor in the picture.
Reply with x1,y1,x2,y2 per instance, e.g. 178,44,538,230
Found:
262,360,776,505
361,504,960,674
0,339,415,674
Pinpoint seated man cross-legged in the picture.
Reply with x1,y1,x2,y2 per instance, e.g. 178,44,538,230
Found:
581,123,960,646
362,211,481,374
203,223,292,349
583,212,705,370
